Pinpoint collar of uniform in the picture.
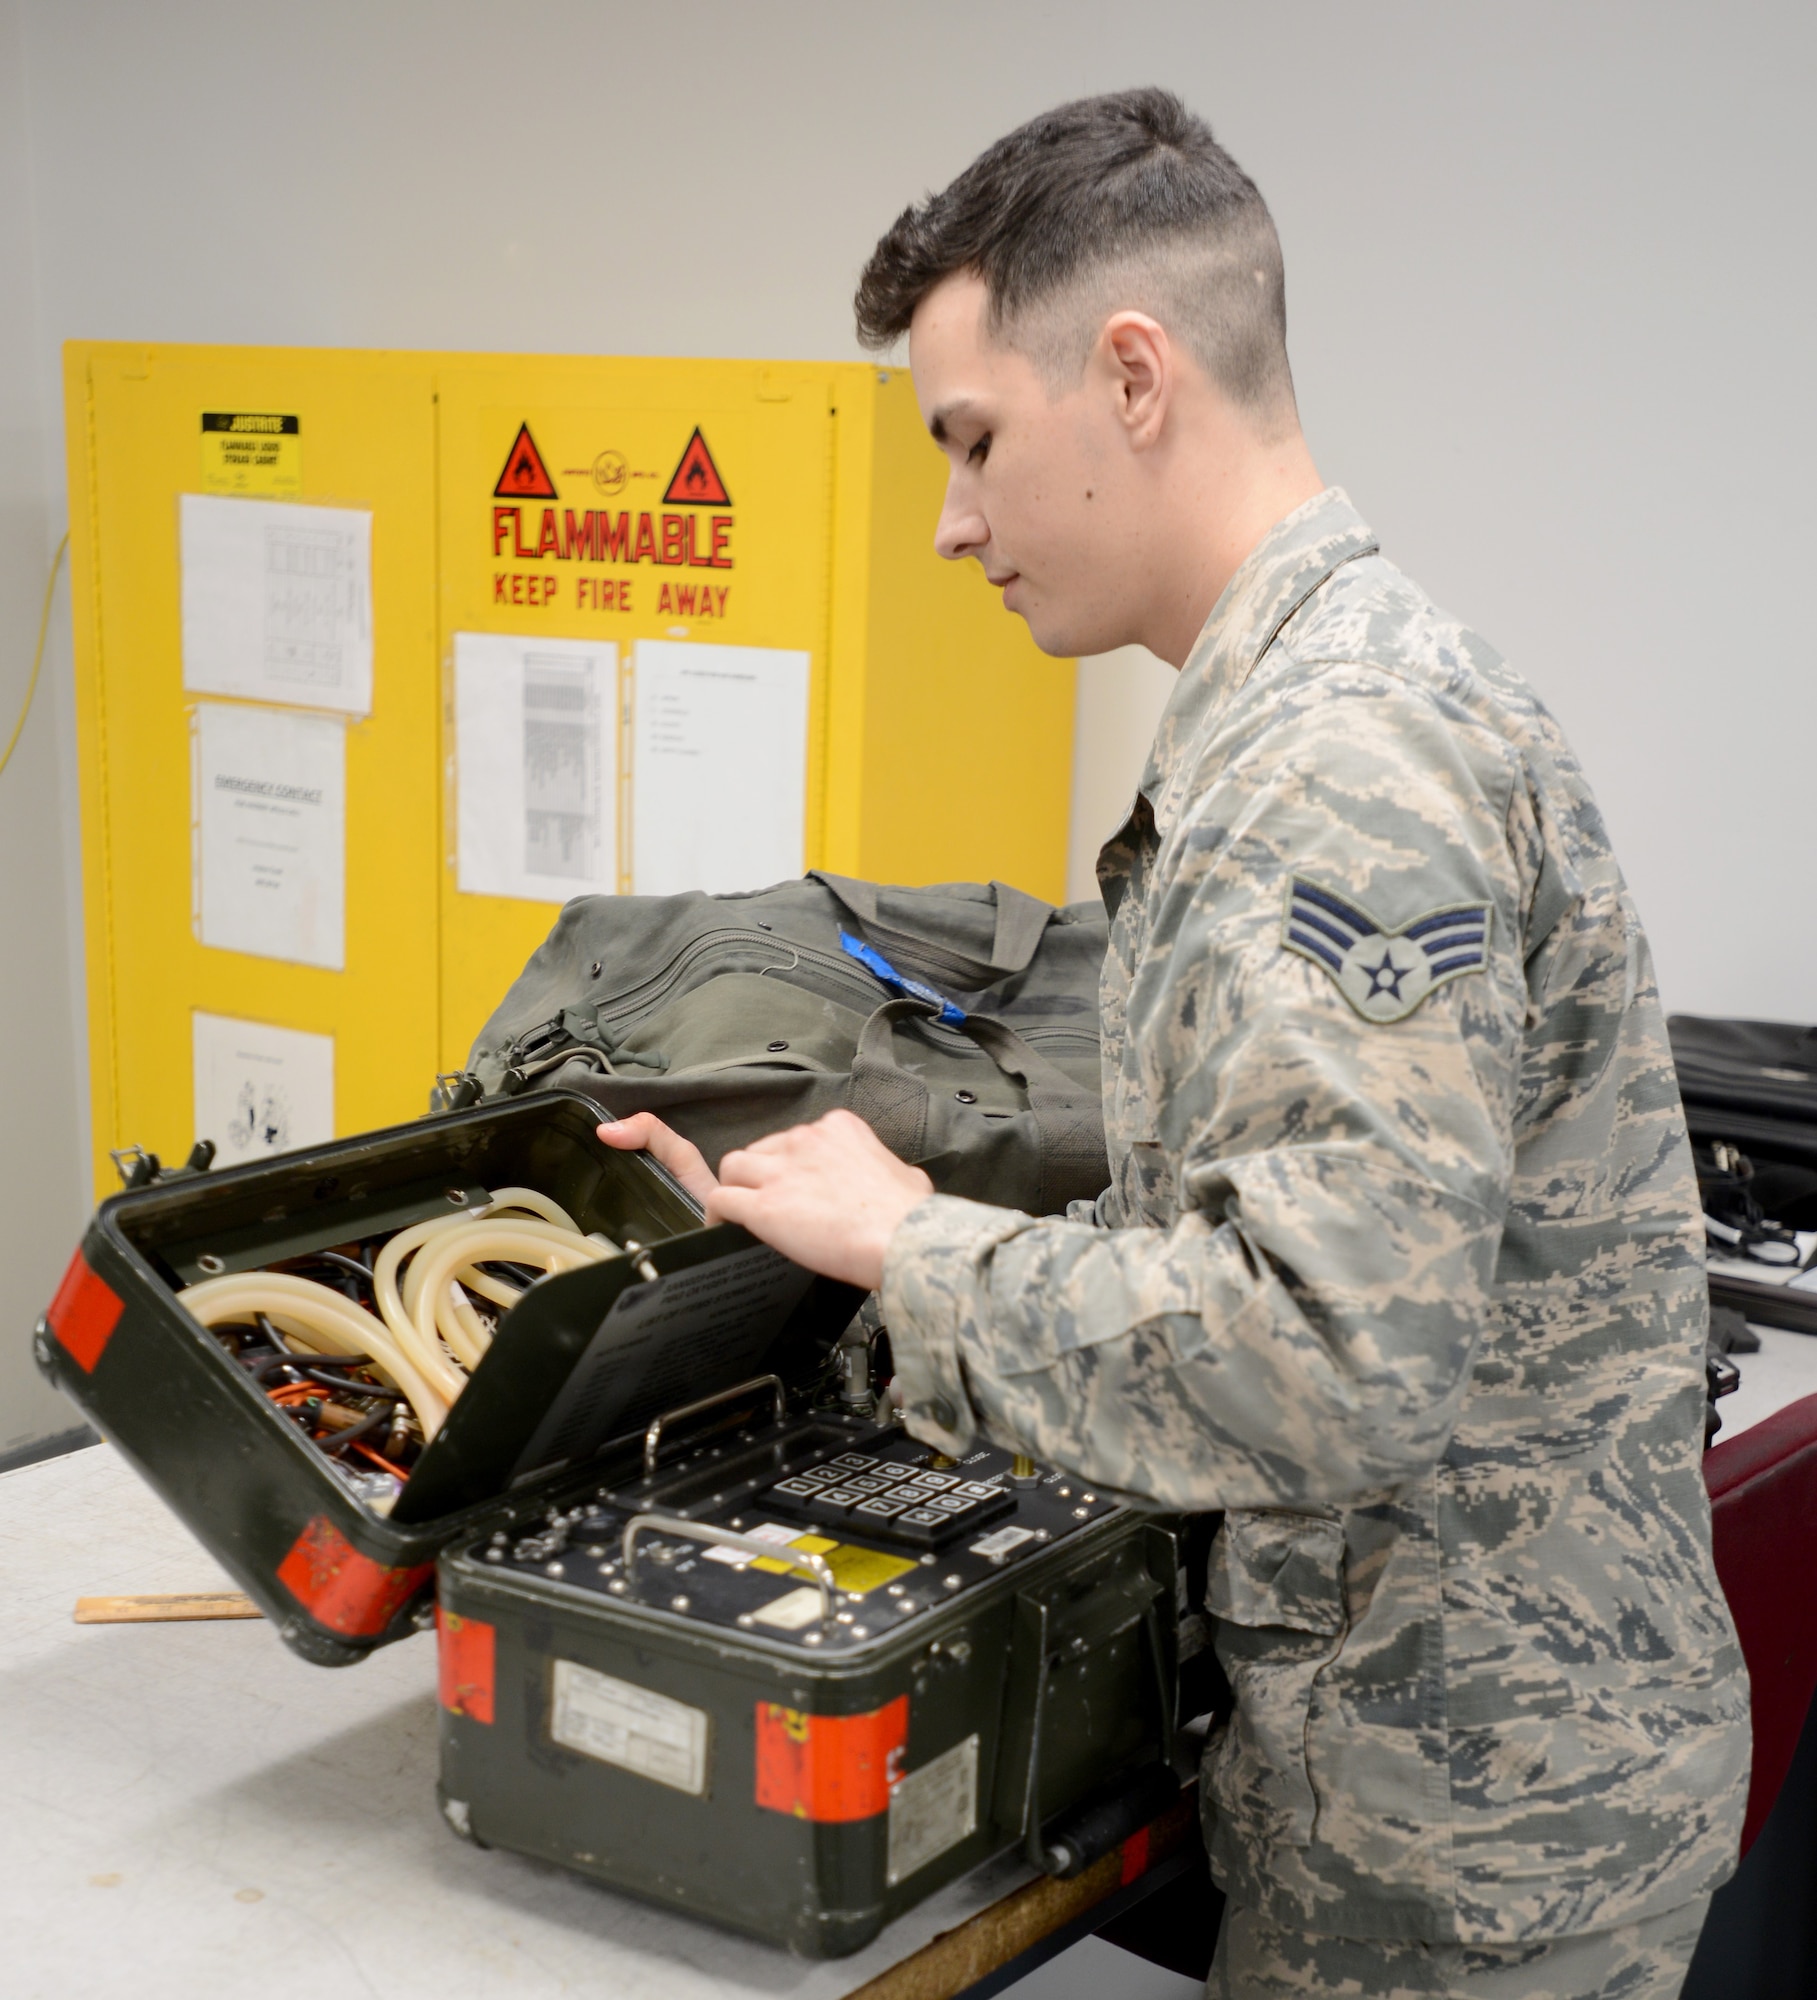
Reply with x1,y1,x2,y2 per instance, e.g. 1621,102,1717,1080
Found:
1138,487,1379,836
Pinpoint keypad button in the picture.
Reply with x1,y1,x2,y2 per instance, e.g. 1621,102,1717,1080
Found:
855,1495,908,1518
829,1453,874,1471
912,1472,959,1491
899,1506,947,1526
929,1493,974,1513
848,1474,894,1493
793,1467,836,1488
772,1476,821,1496
955,1481,1000,1499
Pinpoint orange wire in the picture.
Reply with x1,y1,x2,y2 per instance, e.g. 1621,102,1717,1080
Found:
350,1439,411,1480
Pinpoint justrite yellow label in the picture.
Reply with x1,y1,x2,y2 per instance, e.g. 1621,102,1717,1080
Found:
200,412,301,496
751,1533,917,1596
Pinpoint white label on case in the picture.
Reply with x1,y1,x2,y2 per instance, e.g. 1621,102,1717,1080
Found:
703,1521,797,1566
750,1586,824,1631
549,1659,709,1795
887,1734,979,1885
969,1525,1036,1561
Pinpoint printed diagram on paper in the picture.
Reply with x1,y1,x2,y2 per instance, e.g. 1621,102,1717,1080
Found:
192,1012,334,1167
453,633,620,902
180,494,373,715
452,634,809,905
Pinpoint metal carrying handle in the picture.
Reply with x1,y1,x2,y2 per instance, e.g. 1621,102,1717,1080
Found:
620,1513,835,1621
642,1373,785,1476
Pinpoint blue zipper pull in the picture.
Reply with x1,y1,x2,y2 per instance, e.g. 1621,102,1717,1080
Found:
838,931,967,1026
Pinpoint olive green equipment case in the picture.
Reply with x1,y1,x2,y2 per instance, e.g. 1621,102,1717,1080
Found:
36,1094,1197,1957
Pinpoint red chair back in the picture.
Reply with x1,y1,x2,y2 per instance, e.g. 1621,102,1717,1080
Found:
1705,1391,1817,1854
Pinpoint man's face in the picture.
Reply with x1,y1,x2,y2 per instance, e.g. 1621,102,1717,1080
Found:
909,273,1148,658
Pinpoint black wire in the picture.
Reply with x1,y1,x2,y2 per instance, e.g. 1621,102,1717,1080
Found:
285,1250,378,1302
318,1406,390,1454
475,1261,538,1289
301,1367,404,1400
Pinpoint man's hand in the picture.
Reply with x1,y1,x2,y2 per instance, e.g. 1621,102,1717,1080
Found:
595,1112,719,1208
597,1109,932,1291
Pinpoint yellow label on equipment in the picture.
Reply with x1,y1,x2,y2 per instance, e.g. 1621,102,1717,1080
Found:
200,411,302,495
751,1533,916,1596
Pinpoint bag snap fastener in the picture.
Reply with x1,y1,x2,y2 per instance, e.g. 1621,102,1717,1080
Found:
953,1089,977,1104
767,1040,789,1052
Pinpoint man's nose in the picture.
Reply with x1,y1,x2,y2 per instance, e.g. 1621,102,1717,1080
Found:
933,475,988,564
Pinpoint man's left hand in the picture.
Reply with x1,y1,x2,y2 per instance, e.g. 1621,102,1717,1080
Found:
706,1109,933,1291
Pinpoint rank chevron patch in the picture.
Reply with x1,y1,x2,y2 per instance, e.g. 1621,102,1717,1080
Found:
1281,877,1491,1023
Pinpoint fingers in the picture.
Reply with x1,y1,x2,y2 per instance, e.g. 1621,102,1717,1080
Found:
595,1114,718,1205
716,1143,790,1190
703,1182,758,1230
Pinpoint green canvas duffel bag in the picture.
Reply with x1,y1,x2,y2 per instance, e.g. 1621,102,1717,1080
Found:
442,872,1110,1215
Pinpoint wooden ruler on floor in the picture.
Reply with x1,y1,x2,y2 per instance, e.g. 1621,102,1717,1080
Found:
74,1593,262,1623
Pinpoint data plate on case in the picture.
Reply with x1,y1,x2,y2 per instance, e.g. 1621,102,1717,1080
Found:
550,1658,710,1794
887,1733,978,1884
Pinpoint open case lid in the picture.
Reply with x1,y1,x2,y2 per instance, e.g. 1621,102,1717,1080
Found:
107,1090,863,1531
392,1220,861,1523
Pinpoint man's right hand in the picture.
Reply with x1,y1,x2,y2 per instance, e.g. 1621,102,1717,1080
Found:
596,1113,719,1210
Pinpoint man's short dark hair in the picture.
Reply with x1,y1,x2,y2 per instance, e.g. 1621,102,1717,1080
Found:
855,88,1296,425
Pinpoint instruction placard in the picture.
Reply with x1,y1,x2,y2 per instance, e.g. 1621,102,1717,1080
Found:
510,1244,812,1483
180,494,373,715
192,701,346,969
199,413,302,498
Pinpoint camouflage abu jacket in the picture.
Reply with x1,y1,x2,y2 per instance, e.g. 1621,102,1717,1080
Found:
880,488,1749,1944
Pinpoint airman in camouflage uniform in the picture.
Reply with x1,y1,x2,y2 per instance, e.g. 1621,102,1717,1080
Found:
881,487,1751,1965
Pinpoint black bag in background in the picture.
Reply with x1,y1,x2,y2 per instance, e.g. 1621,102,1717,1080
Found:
1670,1015,1817,1333
443,873,1112,1216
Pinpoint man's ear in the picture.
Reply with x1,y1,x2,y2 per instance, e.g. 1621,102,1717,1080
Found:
1099,312,1172,451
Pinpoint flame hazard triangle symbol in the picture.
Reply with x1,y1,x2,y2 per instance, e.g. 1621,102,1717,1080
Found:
494,423,557,500
662,427,731,506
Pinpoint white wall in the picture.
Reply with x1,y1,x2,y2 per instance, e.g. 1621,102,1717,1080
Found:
0,0,90,1457
4,1,1813,1452
1067,648,1176,902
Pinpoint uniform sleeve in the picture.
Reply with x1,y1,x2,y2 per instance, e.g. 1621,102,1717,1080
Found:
880,674,1526,1511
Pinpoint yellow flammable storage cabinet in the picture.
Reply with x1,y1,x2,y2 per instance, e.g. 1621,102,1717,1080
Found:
64,345,1075,1197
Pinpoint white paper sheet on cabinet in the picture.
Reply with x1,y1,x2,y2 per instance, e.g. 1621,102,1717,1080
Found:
630,640,808,896
180,494,373,715
192,701,345,969
453,632,619,902
192,1011,334,1166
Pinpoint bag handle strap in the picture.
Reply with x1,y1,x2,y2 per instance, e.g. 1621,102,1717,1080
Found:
848,998,1105,1212
811,872,1057,979
958,1013,1105,1215
986,882,1056,977
848,997,938,1163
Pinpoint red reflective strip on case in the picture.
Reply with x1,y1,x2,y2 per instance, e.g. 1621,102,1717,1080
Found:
275,1516,432,1638
1119,1823,1152,1885
436,1608,496,1723
754,1695,908,1821
46,1249,124,1374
